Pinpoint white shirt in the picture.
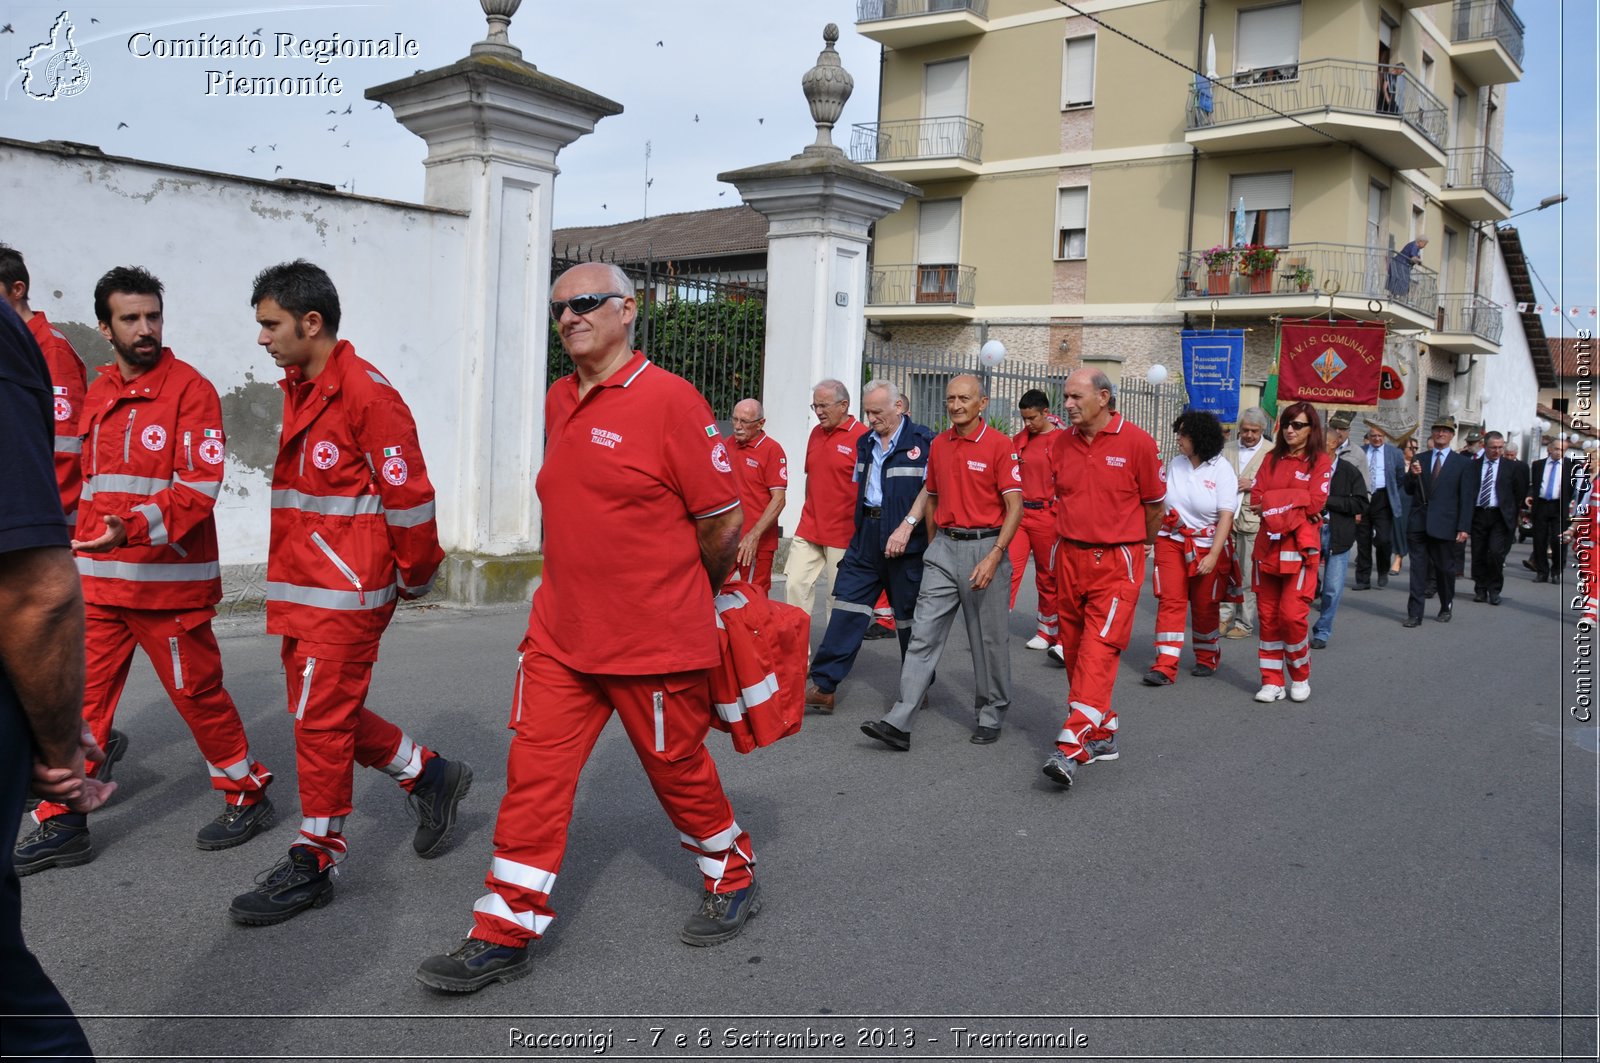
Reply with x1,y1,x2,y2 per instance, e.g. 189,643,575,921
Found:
1161,454,1239,548
1232,439,1264,515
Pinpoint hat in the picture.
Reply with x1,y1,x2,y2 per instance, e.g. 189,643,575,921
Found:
1327,411,1354,430
1466,430,1482,444
1431,414,1458,432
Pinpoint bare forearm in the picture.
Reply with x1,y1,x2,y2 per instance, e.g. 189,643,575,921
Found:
0,546,86,766
751,490,786,539
698,508,743,588
1143,502,1165,544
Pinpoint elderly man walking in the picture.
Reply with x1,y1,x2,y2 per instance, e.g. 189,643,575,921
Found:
860,375,1022,751
724,398,787,592
1220,407,1271,639
783,380,865,617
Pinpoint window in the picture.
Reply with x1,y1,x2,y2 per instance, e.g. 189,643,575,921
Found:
917,198,963,303
1061,36,1096,108
1235,2,1301,81
1421,52,1435,92
1056,187,1088,259
1410,206,1424,242
1227,172,1291,247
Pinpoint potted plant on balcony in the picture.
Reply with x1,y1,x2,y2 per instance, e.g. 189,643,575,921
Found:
1291,264,1315,293
1201,245,1234,295
1237,244,1278,294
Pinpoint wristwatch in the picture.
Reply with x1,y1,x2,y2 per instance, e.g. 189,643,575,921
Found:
903,515,919,527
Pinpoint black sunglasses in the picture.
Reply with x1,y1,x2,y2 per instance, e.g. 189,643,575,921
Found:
549,292,625,318
1285,420,1312,430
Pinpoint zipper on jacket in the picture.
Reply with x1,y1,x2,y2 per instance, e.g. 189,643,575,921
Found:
310,531,365,605
123,410,137,463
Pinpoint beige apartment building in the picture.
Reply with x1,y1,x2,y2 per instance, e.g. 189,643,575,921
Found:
852,0,1524,431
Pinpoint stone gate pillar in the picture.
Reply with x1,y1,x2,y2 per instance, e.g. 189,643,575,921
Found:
718,25,917,524
368,1,620,604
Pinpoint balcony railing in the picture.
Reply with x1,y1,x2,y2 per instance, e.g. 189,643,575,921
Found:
1451,0,1525,67
850,117,984,165
856,0,987,21
1186,57,1448,151
869,263,977,307
1435,292,1504,343
1176,242,1439,317
1443,145,1514,206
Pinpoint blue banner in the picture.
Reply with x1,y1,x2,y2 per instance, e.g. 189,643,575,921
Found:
1180,329,1244,423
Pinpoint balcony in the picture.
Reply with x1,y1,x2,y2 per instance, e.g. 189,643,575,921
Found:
1449,0,1524,85
855,0,988,49
1175,242,1439,328
1438,145,1514,222
1425,293,1503,355
850,117,984,181
866,263,977,320
1185,58,1448,170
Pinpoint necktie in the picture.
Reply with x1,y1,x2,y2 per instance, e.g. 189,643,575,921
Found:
1546,461,1560,500
1368,446,1380,482
1477,461,1495,508
1432,450,1443,479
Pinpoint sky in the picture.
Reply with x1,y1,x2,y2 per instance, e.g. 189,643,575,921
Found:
0,0,1593,332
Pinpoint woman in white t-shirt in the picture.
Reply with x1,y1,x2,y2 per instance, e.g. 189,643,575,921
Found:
1143,410,1238,686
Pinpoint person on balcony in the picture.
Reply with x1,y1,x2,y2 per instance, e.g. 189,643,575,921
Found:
1386,235,1427,300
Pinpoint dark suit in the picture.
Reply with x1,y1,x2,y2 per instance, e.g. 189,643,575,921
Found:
1528,456,1578,577
1354,442,1406,585
1469,456,1530,599
1403,446,1476,620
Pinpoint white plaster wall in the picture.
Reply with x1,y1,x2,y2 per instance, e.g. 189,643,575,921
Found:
1477,244,1541,442
0,142,467,566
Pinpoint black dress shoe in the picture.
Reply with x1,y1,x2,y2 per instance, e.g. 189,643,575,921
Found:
1377,575,1388,588
1489,593,1502,605
860,720,910,751
1435,608,1452,623
862,623,896,640
1534,574,1549,583
1472,591,1488,603
1402,616,1423,628
1310,637,1328,649
970,725,1001,745
1523,558,1537,571
1352,582,1372,591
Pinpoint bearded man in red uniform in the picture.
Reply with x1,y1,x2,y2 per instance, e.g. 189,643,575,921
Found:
16,266,275,875
0,245,87,524
724,397,787,592
228,260,471,926
1042,369,1165,790
417,262,757,994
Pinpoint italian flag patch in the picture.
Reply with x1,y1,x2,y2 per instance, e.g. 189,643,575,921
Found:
383,446,403,457
204,429,223,438
704,424,718,438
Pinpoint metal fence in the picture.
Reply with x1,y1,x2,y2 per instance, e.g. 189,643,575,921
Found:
867,263,978,308
856,0,988,22
550,247,765,420
849,116,984,165
1451,0,1525,65
1175,241,1440,317
1443,144,1514,207
1437,292,1504,343
1116,376,1192,459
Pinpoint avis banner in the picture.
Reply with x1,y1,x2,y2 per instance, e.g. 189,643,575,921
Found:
1276,319,1387,407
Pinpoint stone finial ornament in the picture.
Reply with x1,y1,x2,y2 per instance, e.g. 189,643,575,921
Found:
801,23,853,154
473,0,524,59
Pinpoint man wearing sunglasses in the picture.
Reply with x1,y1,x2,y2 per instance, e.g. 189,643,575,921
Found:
420,262,756,993
724,398,787,593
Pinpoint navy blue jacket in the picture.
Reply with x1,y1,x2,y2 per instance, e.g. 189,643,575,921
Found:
851,418,934,555
1404,447,1476,540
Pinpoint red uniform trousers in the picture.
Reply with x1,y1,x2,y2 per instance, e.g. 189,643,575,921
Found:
1149,536,1224,680
35,604,270,823
1007,504,1060,644
1254,566,1315,686
471,647,755,948
1052,542,1144,760
731,546,776,593
280,637,433,864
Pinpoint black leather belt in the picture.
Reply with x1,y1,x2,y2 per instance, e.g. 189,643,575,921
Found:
863,505,884,519
1022,500,1048,510
943,527,1000,541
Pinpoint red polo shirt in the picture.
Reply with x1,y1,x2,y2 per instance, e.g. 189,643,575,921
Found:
531,351,739,675
725,430,787,547
1049,412,1165,544
925,423,1021,529
795,415,868,548
28,310,87,518
1011,426,1057,503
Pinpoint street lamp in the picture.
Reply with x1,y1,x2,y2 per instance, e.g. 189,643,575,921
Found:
1496,193,1567,228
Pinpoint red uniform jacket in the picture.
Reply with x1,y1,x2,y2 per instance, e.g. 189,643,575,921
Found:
1250,451,1332,576
74,349,226,609
708,582,808,753
268,341,443,645
29,311,88,519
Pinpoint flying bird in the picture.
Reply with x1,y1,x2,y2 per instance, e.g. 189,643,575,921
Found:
646,178,654,188
601,204,607,210
0,24,13,34
268,144,277,151
371,103,384,110
655,40,663,47
274,165,284,173
326,109,338,115
718,190,727,196
757,117,764,124
252,28,262,36
248,146,257,153
90,17,99,23
327,125,337,132
341,104,352,115
116,122,128,129
342,140,350,148
693,114,699,122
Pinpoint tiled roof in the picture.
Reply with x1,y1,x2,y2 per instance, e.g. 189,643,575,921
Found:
554,205,768,263
1497,226,1556,388
1548,337,1596,380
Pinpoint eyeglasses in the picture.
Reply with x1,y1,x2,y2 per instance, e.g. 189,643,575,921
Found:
549,292,625,319
1284,420,1311,430
809,400,845,411
731,417,763,426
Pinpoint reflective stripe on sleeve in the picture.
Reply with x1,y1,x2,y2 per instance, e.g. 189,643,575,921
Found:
75,558,221,582
54,436,83,454
134,502,168,546
85,473,169,496
173,477,221,500
383,501,435,528
267,581,398,611
272,489,384,517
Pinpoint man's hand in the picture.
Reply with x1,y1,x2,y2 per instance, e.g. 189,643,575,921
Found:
72,514,127,553
31,726,118,812
1455,531,1470,543
969,551,1001,590
736,530,761,567
1238,476,1253,493
885,522,913,558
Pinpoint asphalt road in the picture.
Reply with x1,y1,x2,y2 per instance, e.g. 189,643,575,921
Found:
15,537,1596,1063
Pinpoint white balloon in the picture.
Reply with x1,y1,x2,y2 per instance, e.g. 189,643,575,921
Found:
1146,364,1169,386
978,340,1006,368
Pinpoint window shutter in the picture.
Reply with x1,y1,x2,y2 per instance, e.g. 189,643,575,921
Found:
1062,37,1095,107
1229,172,1292,211
1057,187,1088,258
1236,2,1301,72
923,59,969,119
918,199,962,264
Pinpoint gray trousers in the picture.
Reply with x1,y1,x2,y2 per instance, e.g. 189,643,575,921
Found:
882,533,1013,732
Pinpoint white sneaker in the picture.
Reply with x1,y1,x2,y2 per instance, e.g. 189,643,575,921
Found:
1048,644,1066,666
1288,680,1311,702
1253,684,1286,703
1025,635,1050,651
